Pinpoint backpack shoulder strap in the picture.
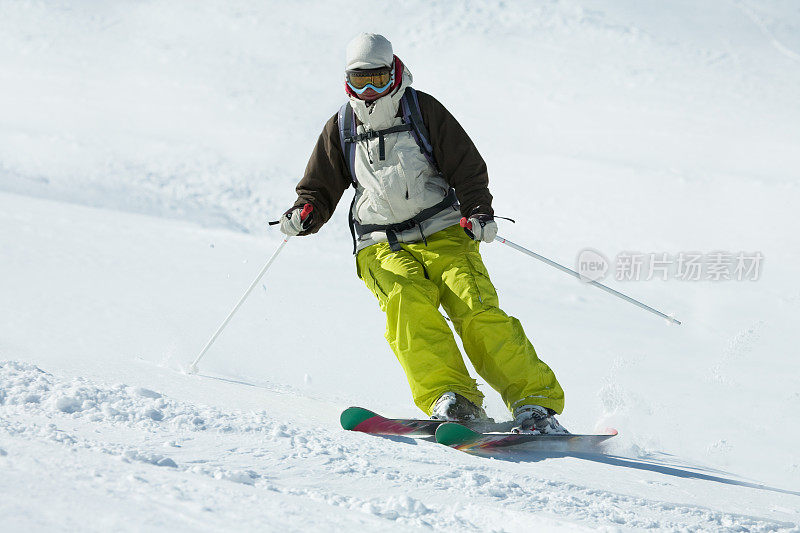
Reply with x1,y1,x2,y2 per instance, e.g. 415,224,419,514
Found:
338,102,360,253
400,87,439,171
337,102,358,186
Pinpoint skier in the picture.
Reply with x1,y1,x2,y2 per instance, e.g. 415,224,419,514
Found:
278,33,567,434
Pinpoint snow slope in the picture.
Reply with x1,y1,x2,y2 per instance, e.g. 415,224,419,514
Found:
2,1,799,530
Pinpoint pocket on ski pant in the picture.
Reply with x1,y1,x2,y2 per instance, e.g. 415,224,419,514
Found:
464,250,499,308
357,254,389,310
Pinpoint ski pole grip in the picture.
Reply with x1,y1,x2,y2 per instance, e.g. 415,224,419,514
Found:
459,217,472,231
300,203,314,221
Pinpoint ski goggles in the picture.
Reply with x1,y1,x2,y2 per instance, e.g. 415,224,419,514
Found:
345,66,394,94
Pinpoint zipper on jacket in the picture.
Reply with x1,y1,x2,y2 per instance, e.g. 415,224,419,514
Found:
365,138,374,165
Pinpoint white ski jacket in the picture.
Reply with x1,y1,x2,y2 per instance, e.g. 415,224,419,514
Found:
347,67,460,251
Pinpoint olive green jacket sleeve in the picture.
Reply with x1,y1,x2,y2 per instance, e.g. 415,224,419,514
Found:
291,112,351,235
416,91,494,217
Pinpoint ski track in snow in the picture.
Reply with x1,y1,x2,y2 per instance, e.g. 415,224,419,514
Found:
735,0,800,63
1,362,795,532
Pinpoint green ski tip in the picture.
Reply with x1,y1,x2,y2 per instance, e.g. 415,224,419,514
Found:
340,406,379,431
435,422,481,446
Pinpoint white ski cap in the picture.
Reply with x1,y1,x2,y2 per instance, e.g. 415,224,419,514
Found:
346,33,393,70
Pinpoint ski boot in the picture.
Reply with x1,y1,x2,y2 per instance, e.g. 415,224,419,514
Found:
511,404,570,435
430,392,488,422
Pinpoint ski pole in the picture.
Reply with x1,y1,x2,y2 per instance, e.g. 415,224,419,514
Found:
189,204,313,374
460,218,681,325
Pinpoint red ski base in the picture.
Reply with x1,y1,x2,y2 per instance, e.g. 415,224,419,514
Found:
340,406,442,437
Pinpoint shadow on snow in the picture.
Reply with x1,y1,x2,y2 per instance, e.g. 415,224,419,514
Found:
483,447,800,498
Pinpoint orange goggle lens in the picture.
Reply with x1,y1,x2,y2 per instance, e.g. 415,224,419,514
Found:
346,69,393,90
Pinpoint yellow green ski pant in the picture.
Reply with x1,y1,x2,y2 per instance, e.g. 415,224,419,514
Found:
356,224,565,416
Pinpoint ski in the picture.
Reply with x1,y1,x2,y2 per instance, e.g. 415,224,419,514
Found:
340,406,444,436
340,406,509,437
435,422,618,452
